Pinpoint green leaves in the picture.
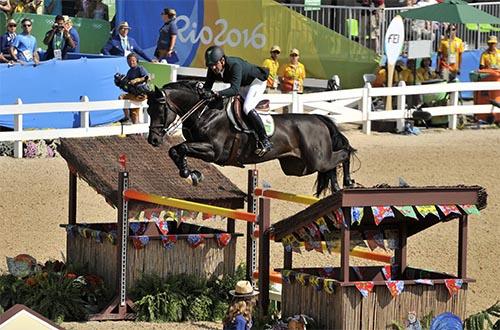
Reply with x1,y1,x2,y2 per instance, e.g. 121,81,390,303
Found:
464,301,500,330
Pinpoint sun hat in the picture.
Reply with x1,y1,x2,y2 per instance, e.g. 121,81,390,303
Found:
63,15,72,23
229,280,259,298
487,35,497,44
290,48,300,56
6,19,16,27
270,45,281,53
118,21,131,30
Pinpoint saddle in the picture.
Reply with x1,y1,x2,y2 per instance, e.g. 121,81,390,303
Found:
225,95,273,135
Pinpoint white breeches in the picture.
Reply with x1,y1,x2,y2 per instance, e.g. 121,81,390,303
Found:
239,78,267,114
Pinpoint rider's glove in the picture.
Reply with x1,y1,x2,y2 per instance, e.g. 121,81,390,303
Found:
201,89,217,101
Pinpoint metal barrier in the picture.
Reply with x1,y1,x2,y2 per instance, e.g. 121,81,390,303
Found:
283,2,500,55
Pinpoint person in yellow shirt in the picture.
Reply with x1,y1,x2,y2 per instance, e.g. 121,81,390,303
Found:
262,45,281,93
437,24,464,80
399,59,416,85
278,48,306,93
480,36,499,70
372,60,404,87
416,57,439,83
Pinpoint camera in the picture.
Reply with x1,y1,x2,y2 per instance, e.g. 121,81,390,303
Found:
53,23,64,30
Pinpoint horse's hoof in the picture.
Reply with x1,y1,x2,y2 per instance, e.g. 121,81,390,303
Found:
180,169,190,178
344,179,355,188
191,170,204,186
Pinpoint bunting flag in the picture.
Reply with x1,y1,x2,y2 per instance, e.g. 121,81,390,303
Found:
130,222,148,236
393,205,418,219
324,279,336,294
181,210,198,221
105,233,116,245
306,222,323,239
351,207,364,225
281,270,292,284
386,280,405,297
437,205,462,217
309,275,322,291
296,228,314,244
315,218,330,235
165,209,179,222
415,205,439,218
187,234,204,248
382,265,392,280
459,204,480,215
295,273,309,286
364,230,386,251
354,281,374,298
216,233,231,248
444,279,463,296
371,206,395,225
161,235,177,249
155,219,170,235
91,230,102,243
334,208,346,227
132,236,150,249
415,279,434,285
282,235,293,253
202,213,216,221
323,232,339,254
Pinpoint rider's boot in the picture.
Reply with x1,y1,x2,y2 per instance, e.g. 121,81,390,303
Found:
247,109,272,157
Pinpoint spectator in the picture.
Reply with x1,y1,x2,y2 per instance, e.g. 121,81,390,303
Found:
399,58,416,85
416,57,438,83
89,0,108,21
372,60,404,87
102,21,153,62
43,14,76,60
61,0,76,16
479,36,499,70
63,15,80,53
10,17,39,65
1,19,17,62
154,7,178,63
437,24,464,81
0,0,12,15
410,0,437,41
223,281,258,330
262,45,281,93
116,53,150,124
279,48,306,93
360,0,384,53
12,0,42,13
44,0,62,15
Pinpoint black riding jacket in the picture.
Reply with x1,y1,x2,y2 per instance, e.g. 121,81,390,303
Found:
204,56,269,98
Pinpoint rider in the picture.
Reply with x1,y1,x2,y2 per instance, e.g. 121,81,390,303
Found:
202,45,272,156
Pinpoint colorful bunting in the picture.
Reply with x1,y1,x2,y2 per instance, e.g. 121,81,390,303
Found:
161,235,177,249
385,280,404,297
187,234,204,248
105,233,116,245
371,206,394,225
130,222,148,235
202,213,216,221
459,204,480,215
323,279,336,294
354,281,374,298
437,205,462,217
132,236,150,249
91,230,102,243
334,208,346,227
295,273,309,286
306,222,323,239
393,205,418,219
155,219,170,235
415,205,439,218
351,207,364,225
365,230,386,251
216,233,231,248
323,232,339,254
382,265,392,280
281,270,292,284
309,275,322,291
444,279,463,296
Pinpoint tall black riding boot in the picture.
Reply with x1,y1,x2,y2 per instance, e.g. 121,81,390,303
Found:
246,109,272,156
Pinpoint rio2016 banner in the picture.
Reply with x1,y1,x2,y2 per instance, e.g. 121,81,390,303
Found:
116,0,377,88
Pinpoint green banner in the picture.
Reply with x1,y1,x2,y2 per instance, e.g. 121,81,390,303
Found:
7,13,110,54
140,62,174,88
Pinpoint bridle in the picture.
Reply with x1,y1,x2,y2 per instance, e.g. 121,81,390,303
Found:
149,88,207,136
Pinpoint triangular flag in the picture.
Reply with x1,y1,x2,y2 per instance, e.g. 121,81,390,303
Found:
351,207,364,225
371,206,395,225
323,279,336,294
437,205,462,217
334,208,346,227
459,204,480,215
382,265,391,280
385,280,404,297
354,281,374,298
155,219,170,235
415,205,439,218
187,234,204,248
132,236,150,249
393,205,418,219
444,279,463,296
216,233,231,248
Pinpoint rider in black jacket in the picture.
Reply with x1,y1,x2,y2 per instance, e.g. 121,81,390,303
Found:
202,46,272,156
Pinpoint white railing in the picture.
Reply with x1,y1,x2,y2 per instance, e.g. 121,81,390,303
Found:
0,97,149,158
1,80,498,158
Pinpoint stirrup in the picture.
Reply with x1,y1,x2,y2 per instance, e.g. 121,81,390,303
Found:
254,140,272,157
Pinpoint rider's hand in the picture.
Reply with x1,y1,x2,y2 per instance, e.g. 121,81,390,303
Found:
201,89,217,101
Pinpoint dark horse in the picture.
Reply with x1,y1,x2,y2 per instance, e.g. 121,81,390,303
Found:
146,81,355,196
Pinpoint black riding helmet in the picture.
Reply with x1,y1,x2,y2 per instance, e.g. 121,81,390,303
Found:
205,46,225,67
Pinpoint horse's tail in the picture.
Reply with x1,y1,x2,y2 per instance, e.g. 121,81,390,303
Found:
314,115,356,197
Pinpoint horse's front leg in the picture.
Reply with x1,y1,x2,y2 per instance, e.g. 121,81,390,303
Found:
342,154,355,188
169,142,216,186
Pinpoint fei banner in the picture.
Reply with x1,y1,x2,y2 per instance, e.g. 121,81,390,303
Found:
116,0,377,88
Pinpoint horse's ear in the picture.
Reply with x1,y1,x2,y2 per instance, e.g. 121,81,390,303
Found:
153,86,166,104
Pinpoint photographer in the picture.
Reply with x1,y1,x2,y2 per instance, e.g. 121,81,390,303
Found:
43,14,75,60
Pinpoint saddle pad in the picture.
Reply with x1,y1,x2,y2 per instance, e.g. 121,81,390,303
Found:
259,113,275,136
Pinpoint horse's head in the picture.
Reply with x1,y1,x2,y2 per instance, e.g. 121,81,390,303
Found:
146,86,177,147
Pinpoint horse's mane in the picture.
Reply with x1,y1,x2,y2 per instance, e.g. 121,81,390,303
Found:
162,80,199,94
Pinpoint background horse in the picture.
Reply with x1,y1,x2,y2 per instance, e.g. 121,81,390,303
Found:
147,81,355,196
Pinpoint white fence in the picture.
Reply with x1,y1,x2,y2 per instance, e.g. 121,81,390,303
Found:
0,79,499,158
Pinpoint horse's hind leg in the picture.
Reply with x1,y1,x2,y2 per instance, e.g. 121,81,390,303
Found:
342,154,355,188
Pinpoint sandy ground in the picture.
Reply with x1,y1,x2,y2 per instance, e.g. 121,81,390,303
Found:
0,128,499,330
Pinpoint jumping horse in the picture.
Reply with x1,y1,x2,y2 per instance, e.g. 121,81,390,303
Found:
146,81,355,196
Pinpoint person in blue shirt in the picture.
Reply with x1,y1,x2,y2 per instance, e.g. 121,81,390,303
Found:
0,19,17,63
102,21,153,62
115,52,150,124
10,18,39,65
44,0,62,15
223,281,258,330
43,14,76,60
154,7,178,63
64,16,80,53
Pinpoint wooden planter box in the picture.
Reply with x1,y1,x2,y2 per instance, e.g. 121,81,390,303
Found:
64,222,240,292
280,266,470,330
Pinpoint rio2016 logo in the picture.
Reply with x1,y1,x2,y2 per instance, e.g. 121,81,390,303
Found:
177,16,266,49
